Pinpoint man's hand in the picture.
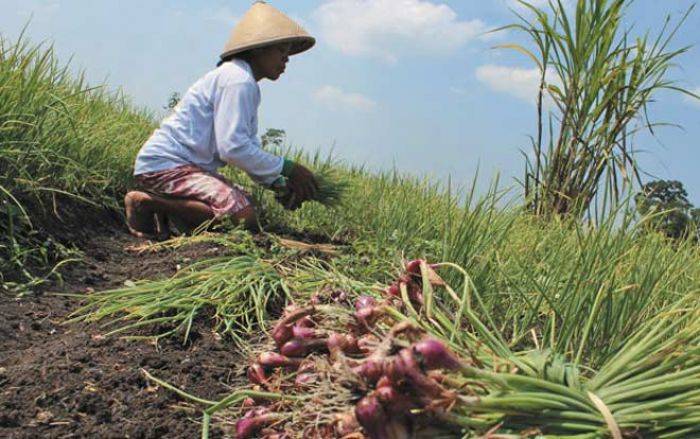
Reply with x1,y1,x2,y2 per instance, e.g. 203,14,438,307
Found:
275,190,302,211
286,162,318,204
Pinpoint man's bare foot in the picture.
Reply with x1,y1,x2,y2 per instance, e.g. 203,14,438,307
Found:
154,212,171,241
124,191,158,239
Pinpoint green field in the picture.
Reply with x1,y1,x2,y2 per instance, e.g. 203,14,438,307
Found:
2,11,699,439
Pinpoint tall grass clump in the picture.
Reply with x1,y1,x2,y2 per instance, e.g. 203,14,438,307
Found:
504,0,697,218
0,32,154,289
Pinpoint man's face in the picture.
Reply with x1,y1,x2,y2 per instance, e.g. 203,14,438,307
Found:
253,43,292,81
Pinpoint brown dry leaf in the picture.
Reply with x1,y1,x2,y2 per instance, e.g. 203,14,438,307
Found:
83,383,99,393
426,265,446,286
278,238,340,256
124,243,158,254
145,385,160,393
35,410,54,424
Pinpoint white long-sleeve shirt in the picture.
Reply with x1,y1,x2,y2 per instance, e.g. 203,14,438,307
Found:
134,59,283,185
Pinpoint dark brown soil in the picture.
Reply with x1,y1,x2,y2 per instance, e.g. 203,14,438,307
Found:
0,228,248,438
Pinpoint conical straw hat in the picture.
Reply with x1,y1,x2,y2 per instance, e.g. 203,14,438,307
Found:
220,1,315,60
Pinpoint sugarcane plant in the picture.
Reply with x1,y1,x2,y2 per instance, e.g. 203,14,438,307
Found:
501,0,698,218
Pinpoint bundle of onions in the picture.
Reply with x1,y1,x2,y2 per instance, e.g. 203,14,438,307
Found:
275,162,348,208
234,260,469,438
350,336,464,438
151,257,698,439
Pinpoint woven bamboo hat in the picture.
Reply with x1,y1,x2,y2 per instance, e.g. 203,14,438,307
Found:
220,1,315,61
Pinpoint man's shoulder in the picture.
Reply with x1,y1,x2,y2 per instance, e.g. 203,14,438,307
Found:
214,60,256,89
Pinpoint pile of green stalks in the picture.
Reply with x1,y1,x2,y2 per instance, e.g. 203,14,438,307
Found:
416,263,700,438
68,255,290,347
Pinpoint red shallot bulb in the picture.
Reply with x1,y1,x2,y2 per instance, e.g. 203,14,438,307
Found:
280,338,327,358
354,306,385,329
397,349,448,398
271,322,294,348
298,359,316,374
327,333,360,355
405,259,424,276
374,384,398,405
352,358,385,384
291,325,317,340
247,363,268,385
412,338,462,371
280,339,307,358
294,372,316,388
271,306,314,348
385,283,400,297
327,333,348,353
376,375,391,389
236,410,275,439
355,395,389,439
258,352,302,370
355,295,378,311
296,316,316,328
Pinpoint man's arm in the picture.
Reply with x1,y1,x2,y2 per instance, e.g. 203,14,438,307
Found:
214,82,318,203
213,82,283,186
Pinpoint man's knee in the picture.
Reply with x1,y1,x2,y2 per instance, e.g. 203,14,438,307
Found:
125,191,151,209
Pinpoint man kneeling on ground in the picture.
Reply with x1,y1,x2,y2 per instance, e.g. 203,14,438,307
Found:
125,1,317,239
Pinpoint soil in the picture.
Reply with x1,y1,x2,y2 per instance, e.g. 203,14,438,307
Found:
0,227,250,438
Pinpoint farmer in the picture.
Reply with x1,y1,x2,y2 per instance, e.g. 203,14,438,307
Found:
124,1,317,239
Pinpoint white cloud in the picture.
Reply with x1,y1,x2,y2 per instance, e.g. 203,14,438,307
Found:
475,64,559,105
313,85,377,111
313,0,487,63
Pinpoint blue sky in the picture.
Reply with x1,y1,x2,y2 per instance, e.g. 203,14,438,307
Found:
2,0,699,202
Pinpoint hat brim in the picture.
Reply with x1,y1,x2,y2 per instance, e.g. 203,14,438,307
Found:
220,36,315,61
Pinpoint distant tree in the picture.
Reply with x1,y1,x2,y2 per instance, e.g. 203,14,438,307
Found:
691,208,700,242
635,180,696,240
164,92,181,110
261,128,286,149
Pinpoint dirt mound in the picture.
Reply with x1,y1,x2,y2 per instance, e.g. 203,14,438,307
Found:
0,229,244,438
